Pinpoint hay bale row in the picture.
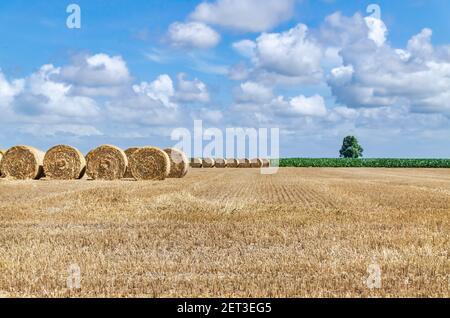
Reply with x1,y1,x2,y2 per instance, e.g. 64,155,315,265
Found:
189,157,271,169
88,145,189,181
0,144,190,181
0,144,271,180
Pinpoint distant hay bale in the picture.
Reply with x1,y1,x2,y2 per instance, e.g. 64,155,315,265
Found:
215,158,226,168
238,158,251,168
43,145,86,180
262,159,271,168
124,147,140,178
129,146,170,180
0,150,4,177
164,148,189,178
0,149,5,173
85,145,128,180
190,158,203,168
226,158,239,168
202,158,215,168
250,158,263,168
0,146,45,180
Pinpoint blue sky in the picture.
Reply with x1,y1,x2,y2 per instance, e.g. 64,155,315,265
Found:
1,0,450,157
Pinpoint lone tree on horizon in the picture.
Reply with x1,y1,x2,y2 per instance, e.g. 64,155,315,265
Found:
339,136,364,158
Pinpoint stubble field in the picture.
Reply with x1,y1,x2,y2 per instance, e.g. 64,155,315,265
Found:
0,168,449,298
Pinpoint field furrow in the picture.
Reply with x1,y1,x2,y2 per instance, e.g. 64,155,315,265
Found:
0,168,449,298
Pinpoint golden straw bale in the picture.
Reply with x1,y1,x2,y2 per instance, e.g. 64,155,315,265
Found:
43,145,86,180
250,158,264,168
129,147,170,180
124,147,140,178
190,158,203,168
215,158,226,168
85,145,128,180
226,158,239,168
164,148,189,178
0,150,3,177
238,158,251,168
0,145,45,180
262,159,271,168
202,158,215,168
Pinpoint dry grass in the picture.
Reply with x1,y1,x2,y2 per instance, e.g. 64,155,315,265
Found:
0,168,449,298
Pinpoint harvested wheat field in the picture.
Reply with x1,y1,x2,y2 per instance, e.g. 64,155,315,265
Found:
0,168,449,298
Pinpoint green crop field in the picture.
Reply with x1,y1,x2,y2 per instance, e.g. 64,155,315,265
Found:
277,158,450,168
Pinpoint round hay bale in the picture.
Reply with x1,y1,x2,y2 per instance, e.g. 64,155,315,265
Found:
262,159,270,168
238,158,251,168
202,158,215,168
129,146,170,180
85,145,128,180
0,146,45,180
226,158,239,168
250,158,263,168
190,158,203,168
43,145,86,180
0,150,4,177
215,158,226,168
164,148,189,178
124,147,140,178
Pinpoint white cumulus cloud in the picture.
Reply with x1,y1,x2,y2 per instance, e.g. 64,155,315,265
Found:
234,81,273,103
190,0,294,32
133,74,176,108
168,22,220,49
175,73,210,103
